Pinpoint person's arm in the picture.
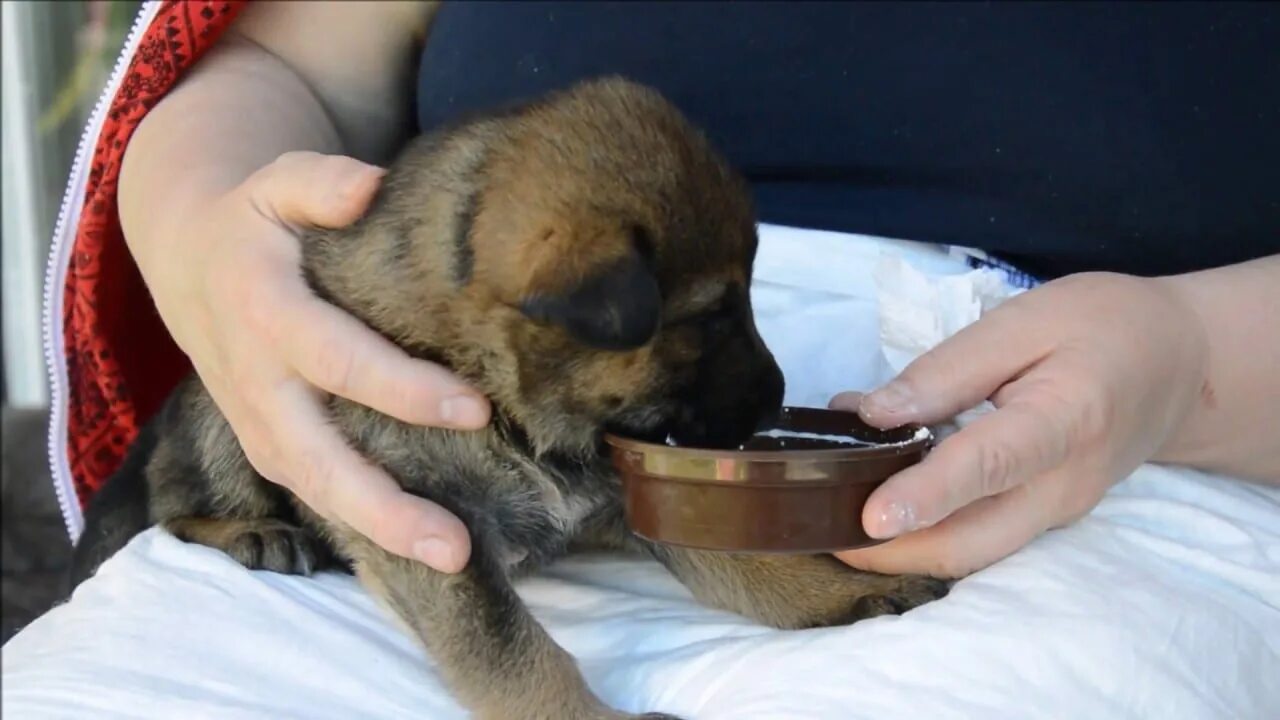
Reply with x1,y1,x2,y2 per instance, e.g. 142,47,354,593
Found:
121,0,430,240
118,1,487,574
1154,255,1280,481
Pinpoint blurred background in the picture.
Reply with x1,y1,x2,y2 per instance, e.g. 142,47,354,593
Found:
2,0,140,643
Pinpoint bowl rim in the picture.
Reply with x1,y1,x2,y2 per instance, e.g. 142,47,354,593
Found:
603,407,934,463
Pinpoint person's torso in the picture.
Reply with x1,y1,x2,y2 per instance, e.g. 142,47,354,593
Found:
416,1,1280,279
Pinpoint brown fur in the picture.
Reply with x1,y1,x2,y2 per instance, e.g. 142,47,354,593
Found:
70,77,947,720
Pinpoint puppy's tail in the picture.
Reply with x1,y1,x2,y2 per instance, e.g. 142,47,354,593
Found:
66,416,159,594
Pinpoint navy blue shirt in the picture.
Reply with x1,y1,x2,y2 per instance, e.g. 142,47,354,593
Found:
416,2,1279,280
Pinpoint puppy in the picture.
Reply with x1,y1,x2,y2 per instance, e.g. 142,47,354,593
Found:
70,77,947,720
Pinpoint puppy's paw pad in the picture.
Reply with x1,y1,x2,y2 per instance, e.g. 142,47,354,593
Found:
226,523,325,575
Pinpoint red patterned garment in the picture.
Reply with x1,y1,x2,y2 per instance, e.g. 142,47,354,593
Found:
44,0,248,538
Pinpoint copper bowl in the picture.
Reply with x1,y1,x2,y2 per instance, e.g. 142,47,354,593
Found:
604,406,933,554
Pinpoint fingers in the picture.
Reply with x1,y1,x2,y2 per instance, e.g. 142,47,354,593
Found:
173,150,482,574
835,473,1057,578
232,151,491,430
858,297,1053,428
279,291,490,429
828,391,863,412
204,324,477,572
260,380,473,573
245,150,386,230
860,397,1071,538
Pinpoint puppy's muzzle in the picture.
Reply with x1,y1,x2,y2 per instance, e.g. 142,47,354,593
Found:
670,315,785,449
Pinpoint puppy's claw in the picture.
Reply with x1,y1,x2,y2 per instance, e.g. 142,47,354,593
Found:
165,517,328,576
848,574,951,621
228,523,325,574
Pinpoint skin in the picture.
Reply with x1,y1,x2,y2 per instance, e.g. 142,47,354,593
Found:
118,1,485,572
119,0,1278,580
835,257,1280,579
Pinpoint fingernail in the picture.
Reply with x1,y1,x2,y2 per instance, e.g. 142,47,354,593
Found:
439,395,488,427
828,391,863,411
413,537,455,570
862,382,917,416
871,501,918,538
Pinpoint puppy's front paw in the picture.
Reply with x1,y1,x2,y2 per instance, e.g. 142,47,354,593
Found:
225,521,328,574
849,574,950,620
165,517,329,575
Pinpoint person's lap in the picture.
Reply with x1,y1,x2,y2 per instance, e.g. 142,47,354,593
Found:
6,226,1278,719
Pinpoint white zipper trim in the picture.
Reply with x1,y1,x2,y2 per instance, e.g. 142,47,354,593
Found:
42,1,163,542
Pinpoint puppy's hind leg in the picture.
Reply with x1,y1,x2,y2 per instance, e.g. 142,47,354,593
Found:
650,545,950,629
150,439,336,577
164,516,335,575
335,530,682,720
146,380,338,576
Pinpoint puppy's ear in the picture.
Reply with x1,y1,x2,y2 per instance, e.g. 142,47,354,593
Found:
520,252,662,351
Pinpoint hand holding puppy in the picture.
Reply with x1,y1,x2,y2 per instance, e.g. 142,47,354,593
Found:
832,272,1217,578
126,151,487,572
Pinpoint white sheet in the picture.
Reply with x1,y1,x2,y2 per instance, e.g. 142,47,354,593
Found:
5,225,1279,719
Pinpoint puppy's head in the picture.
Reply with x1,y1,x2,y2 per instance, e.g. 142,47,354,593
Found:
320,77,784,455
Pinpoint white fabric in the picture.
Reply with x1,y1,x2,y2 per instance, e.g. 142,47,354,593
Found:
5,224,1279,719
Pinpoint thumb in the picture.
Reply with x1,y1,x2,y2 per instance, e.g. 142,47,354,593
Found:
246,151,386,230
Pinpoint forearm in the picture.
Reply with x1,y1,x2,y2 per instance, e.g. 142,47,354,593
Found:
119,1,433,274
119,36,342,274
1155,254,1280,482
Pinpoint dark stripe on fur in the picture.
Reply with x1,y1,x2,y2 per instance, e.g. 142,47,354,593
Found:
66,413,161,592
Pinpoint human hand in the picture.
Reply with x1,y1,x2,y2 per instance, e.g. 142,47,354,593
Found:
135,151,489,573
830,272,1210,578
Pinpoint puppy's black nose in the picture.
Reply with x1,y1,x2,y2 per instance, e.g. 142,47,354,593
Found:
753,362,786,431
